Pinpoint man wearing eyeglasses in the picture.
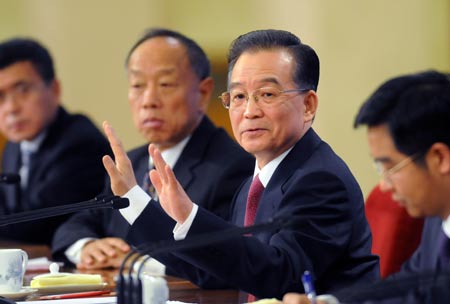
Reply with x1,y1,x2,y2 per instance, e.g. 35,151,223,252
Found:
103,29,379,300
0,38,111,244
284,71,450,303
52,28,254,270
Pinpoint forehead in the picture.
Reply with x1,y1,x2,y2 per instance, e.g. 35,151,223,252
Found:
0,61,41,88
230,49,295,87
127,37,191,77
367,124,405,159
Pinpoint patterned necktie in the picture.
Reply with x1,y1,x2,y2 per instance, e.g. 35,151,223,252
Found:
439,230,450,267
142,167,157,200
244,175,264,303
244,174,264,227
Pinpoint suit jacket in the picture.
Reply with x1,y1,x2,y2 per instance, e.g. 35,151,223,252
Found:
366,217,450,303
51,117,254,260
399,217,446,274
126,128,380,299
0,106,111,244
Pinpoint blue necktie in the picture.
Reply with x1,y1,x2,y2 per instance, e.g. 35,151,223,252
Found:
19,147,33,189
439,230,450,267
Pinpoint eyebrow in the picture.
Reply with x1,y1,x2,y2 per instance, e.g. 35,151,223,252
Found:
372,156,391,164
0,80,30,92
228,77,282,90
128,67,177,77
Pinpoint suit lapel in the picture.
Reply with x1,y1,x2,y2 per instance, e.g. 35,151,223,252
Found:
17,107,66,201
173,117,216,190
2,143,21,212
254,129,323,224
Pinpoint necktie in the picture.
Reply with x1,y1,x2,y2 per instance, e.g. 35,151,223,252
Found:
439,230,450,267
244,175,264,302
244,175,264,303
19,147,33,189
142,167,157,200
244,175,264,226
244,174,264,226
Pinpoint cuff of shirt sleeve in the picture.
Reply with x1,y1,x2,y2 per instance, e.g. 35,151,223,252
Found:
317,294,340,304
120,185,152,225
65,237,97,265
173,204,199,241
133,255,166,276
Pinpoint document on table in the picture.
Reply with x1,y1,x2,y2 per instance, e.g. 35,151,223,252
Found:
18,297,194,304
17,297,116,304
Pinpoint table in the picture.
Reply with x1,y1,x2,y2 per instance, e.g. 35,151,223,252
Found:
24,268,240,303
2,242,241,303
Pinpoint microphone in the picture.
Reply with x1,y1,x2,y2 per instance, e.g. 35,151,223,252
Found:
0,173,20,184
117,215,294,304
0,195,129,226
0,195,128,304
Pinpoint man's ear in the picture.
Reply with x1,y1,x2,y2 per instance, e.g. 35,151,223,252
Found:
303,90,318,123
50,79,62,105
197,76,214,114
428,142,450,174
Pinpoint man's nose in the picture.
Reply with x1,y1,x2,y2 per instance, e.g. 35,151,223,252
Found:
141,87,160,108
378,178,393,193
243,95,263,118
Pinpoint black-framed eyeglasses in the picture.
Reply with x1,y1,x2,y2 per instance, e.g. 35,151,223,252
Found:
218,87,311,109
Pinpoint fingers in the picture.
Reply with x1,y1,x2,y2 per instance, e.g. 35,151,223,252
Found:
149,144,168,183
102,121,137,195
282,293,310,304
103,121,127,162
148,143,178,189
78,238,131,270
102,155,117,182
106,238,131,252
102,121,133,177
148,143,194,223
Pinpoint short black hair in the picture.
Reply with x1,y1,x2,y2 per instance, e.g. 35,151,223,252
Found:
226,29,319,91
354,70,450,156
125,28,211,81
0,38,55,84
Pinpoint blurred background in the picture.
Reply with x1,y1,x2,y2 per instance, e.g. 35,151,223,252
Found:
0,0,448,197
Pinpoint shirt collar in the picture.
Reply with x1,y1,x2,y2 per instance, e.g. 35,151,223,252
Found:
253,146,294,187
442,215,450,238
148,135,191,169
20,131,47,154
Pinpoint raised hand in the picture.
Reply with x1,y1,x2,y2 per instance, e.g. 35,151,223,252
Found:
148,143,193,223
102,121,137,196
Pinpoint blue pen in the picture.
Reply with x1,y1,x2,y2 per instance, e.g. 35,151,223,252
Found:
301,270,316,304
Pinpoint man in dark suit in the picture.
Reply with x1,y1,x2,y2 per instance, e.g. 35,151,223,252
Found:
103,29,379,299
52,29,254,270
284,71,450,303
0,38,111,244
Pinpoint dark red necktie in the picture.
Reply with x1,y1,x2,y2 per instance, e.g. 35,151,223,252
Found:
244,174,264,227
244,174,264,303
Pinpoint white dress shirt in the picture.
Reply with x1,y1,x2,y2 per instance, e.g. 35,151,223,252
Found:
19,131,46,189
442,214,450,238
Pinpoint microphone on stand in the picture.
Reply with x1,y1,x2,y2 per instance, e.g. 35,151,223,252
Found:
0,195,129,304
0,173,20,184
0,195,129,226
117,215,295,304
